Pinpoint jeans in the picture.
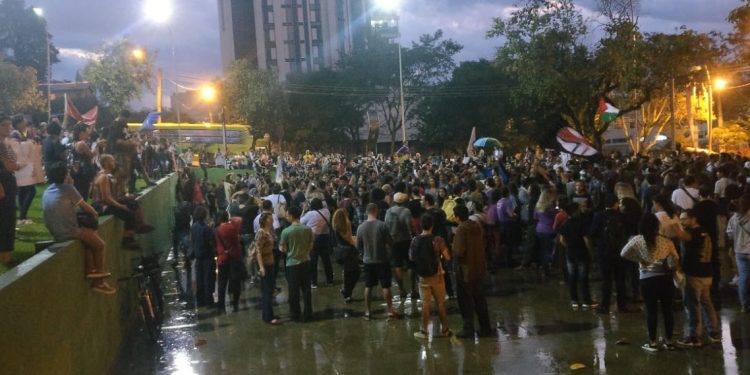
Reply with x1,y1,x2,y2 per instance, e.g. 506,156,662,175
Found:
683,276,719,338
17,185,36,221
641,275,675,341
217,263,240,311
456,279,492,334
736,253,750,310
599,255,627,311
260,266,276,322
342,263,361,298
536,232,555,268
194,258,215,307
310,234,333,285
286,262,313,320
566,259,591,304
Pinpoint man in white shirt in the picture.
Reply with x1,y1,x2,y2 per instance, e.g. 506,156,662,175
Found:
714,167,735,199
672,175,700,211
300,198,333,287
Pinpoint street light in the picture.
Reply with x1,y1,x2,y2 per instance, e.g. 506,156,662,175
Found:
131,48,145,61
374,0,406,148
32,7,51,122
200,85,217,102
714,78,727,138
142,0,173,24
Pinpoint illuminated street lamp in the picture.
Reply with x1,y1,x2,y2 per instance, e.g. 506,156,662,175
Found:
32,7,51,122
715,78,727,133
131,48,145,61
142,0,173,24
200,85,217,102
374,0,406,148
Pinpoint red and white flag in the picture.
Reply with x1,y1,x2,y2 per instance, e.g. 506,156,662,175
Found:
64,94,98,126
556,127,598,156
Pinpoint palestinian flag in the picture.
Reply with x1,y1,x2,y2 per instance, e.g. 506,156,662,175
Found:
597,98,619,124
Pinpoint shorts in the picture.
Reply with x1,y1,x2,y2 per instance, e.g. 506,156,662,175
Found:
390,240,413,269
364,263,392,288
419,274,447,305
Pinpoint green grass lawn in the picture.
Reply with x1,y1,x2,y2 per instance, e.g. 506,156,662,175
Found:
0,167,257,275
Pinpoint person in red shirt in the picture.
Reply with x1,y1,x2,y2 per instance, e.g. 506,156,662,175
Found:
215,211,245,313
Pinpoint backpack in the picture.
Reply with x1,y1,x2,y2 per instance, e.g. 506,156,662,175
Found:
442,196,458,224
412,234,439,277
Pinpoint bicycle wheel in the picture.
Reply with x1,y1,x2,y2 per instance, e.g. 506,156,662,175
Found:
147,273,165,325
141,291,159,342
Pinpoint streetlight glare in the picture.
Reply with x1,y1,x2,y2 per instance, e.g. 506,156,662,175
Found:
715,78,728,91
32,7,43,17
143,0,173,24
131,48,145,60
200,86,217,102
375,0,400,11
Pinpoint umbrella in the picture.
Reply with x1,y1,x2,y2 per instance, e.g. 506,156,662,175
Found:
473,137,502,149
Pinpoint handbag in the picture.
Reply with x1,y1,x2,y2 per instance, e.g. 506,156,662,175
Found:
76,212,99,230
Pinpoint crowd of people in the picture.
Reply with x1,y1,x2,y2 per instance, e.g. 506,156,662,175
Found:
171,145,750,348
0,111,160,294
4,109,750,348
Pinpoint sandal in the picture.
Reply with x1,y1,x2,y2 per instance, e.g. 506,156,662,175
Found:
442,328,453,337
387,310,400,321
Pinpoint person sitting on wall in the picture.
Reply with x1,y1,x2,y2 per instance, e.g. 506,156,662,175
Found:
90,154,154,250
42,162,116,295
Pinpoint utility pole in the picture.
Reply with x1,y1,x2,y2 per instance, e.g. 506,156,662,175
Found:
669,77,677,151
156,68,163,123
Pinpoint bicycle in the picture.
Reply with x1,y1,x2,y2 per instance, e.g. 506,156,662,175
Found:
119,255,165,341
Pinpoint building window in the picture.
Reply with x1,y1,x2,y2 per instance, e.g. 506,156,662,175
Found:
269,29,275,42
270,47,277,60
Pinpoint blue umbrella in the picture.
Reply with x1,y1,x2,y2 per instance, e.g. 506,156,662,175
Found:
473,137,502,149
140,111,161,132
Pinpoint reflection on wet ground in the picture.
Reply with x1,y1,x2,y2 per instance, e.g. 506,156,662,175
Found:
115,263,750,374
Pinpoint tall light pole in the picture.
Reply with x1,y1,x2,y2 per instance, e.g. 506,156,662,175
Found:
143,0,174,126
32,7,51,122
374,0,406,146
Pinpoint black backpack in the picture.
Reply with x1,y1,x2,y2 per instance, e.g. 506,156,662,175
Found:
603,211,626,254
412,234,439,277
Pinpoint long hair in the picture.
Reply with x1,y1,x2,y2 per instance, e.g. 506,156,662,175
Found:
639,212,660,248
652,194,676,218
332,209,352,239
535,186,557,212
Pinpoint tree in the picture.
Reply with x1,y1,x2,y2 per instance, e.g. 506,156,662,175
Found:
487,0,724,151
0,0,60,81
0,57,44,113
82,39,154,115
341,31,462,153
418,59,516,153
286,68,369,153
223,60,290,150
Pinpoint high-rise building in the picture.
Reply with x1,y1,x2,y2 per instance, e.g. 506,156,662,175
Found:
218,0,370,80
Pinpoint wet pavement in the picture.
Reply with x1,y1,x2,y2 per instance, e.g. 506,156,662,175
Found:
115,263,750,374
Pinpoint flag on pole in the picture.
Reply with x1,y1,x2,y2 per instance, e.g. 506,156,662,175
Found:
275,156,284,183
466,126,476,156
140,112,161,132
597,98,619,124
556,127,598,156
64,93,98,126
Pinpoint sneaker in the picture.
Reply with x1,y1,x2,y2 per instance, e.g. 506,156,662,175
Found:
571,302,580,310
708,334,722,344
662,340,676,351
642,342,659,353
414,330,429,340
676,337,701,348
311,284,318,289
92,282,117,295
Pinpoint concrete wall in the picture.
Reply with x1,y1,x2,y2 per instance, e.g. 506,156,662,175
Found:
0,173,177,375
